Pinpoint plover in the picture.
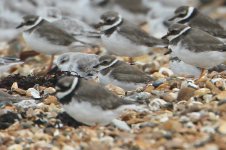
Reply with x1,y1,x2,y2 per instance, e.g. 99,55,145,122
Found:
16,15,95,70
55,75,139,126
162,23,226,78
169,6,226,42
111,0,150,25
55,52,99,78
93,55,153,91
97,11,167,57
37,7,102,45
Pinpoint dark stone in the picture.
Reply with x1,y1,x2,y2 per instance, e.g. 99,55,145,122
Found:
0,111,19,129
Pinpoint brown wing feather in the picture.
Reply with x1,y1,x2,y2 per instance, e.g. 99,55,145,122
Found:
182,28,226,52
110,61,152,83
190,13,226,38
75,79,134,110
34,21,75,46
119,24,166,47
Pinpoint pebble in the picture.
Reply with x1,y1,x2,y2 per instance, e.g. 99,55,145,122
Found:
15,99,37,109
105,84,125,96
125,92,151,101
27,88,41,99
216,91,226,100
148,98,168,111
152,79,166,88
218,121,226,134
44,87,56,95
8,144,23,150
161,92,177,102
159,67,174,77
181,80,198,89
194,88,211,97
177,87,195,101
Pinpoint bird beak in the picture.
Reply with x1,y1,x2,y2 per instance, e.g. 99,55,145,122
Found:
94,20,105,29
48,65,59,74
168,16,177,21
16,23,24,29
93,64,100,69
161,33,169,40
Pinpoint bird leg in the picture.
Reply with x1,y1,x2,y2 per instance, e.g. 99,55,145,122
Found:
90,123,99,130
199,68,207,79
128,57,134,65
196,68,207,83
46,55,55,72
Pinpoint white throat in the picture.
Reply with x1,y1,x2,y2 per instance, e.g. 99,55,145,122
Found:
175,7,195,23
101,15,123,31
56,77,79,99
168,26,191,41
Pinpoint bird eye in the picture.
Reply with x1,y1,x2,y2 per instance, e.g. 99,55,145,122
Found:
106,18,112,22
26,20,34,25
178,11,187,17
60,56,69,64
170,29,178,34
106,17,115,23
101,60,109,65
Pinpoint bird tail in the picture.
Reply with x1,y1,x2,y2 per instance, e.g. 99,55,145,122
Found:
1,57,23,65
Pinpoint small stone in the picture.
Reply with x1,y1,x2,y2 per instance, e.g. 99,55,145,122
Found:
216,91,226,101
148,98,168,111
44,87,56,95
203,94,213,103
201,144,219,150
181,80,198,89
218,121,226,134
161,92,177,102
8,144,23,150
187,112,201,122
177,87,195,101
162,119,182,132
43,96,58,105
212,78,226,90
126,92,151,101
144,85,154,93
27,88,41,99
218,100,226,113
174,100,187,111
105,84,125,96
159,67,174,76
151,72,165,79
206,80,221,94
11,82,18,91
15,99,37,109
201,126,216,134
194,88,211,97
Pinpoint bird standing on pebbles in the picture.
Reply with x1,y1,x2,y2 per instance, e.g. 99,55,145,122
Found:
16,15,95,71
169,6,226,42
55,75,140,127
97,11,167,57
93,55,153,91
162,23,226,79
